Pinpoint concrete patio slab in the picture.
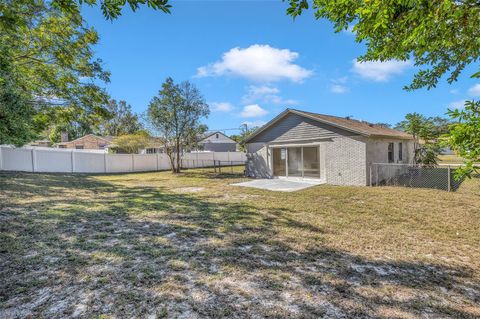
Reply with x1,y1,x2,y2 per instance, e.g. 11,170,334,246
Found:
231,178,324,192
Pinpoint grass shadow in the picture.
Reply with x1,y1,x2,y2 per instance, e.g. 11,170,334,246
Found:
0,172,479,318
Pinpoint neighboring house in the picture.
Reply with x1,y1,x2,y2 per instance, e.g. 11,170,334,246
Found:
245,108,414,186
28,139,51,147
55,134,113,150
197,131,238,152
140,137,167,154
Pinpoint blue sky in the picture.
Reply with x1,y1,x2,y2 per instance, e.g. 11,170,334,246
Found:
82,1,480,134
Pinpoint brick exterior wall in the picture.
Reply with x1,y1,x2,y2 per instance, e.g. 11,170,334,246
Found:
324,136,368,186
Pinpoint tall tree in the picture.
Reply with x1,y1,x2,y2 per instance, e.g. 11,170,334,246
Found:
286,0,480,174
100,99,143,136
0,0,111,145
447,100,480,177
286,0,480,90
395,113,441,166
147,78,209,173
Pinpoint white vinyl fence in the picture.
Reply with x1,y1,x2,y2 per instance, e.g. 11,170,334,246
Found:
0,146,246,174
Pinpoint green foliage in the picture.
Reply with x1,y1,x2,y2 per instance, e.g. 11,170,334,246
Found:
0,0,111,146
286,0,480,91
110,132,151,154
147,77,209,173
230,125,258,152
447,100,480,178
99,100,143,137
0,49,37,146
395,113,442,166
52,0,171,20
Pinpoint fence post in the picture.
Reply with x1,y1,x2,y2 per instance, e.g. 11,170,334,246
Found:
31,149,36,172
156,152,159,171
131,154,134,172
104,152,107,173
0,147,3,171
447,165,451,192
375,164,379,186
71,150,74,173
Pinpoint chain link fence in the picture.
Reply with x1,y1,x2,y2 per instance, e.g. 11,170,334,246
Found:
370,163,465,192
180,159,247,176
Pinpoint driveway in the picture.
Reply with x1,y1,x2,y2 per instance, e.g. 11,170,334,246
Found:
231,178,324,192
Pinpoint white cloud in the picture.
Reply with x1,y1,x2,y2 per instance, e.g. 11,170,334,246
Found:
330,76,349,93
246,85,279,97
240,104,268,118
210,102,234,112
242,120,266,128
449,100,466,109
330,84,349,94
352,59,412,82
196,44,313,82
242,85,298,105
468,84,480,97
449,88,459,94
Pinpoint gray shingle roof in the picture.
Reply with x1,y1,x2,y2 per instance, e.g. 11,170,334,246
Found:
245,109,413,142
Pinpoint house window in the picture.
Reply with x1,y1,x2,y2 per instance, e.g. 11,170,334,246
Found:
75,145,84,149
398,142,403,161
388,143,394,163
99,144,106,149
58,145,66,149
216,133,219,139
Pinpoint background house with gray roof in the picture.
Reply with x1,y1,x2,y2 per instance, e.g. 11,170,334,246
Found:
244,109,414,186
197,131,238,152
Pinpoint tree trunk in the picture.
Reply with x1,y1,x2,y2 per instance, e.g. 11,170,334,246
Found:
175,139,181,173
167,151,176,173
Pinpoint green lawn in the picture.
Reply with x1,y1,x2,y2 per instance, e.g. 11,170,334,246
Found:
1,170,479,318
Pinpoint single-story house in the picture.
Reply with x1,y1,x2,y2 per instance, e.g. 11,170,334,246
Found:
55,134,113,150
140,137,167,154
28,139,51,147
244,109,414,186
197,131,238,152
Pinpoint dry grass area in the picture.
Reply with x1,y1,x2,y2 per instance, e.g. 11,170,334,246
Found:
438,154,465,164
1,169,479,318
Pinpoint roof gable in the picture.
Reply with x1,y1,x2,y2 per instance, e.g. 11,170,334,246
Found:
199,131,236,143
245,109,412,143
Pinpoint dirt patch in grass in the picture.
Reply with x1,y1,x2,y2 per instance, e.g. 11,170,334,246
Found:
1,171,479,318
172,187,205,193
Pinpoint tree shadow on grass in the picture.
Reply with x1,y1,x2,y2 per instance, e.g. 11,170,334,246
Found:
0,172,479,318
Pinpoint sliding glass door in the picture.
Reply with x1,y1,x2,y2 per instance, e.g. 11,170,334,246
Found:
303,146,320,178
287,147,302,177
272,148,286,176
272,146,320,179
